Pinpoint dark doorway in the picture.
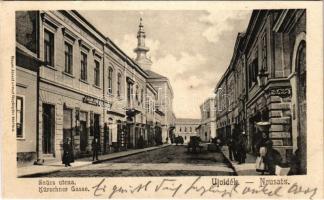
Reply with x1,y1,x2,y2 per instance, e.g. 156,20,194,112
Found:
42,104,55,155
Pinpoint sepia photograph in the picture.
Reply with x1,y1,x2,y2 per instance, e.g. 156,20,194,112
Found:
15,9,306,178
1,1,323,199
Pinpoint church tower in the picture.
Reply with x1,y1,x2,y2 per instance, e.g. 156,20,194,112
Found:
134,18,152,70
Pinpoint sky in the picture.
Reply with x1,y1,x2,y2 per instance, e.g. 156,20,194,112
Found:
79,10,251,119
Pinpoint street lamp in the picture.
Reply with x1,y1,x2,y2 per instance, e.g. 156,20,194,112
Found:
257,68,268,89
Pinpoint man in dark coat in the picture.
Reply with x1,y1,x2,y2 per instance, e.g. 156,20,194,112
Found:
92,138,100,161
227,136,235,161
62,137,72,167
237,132,248,164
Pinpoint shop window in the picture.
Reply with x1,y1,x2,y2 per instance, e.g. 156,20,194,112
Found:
44,29,54,66
16,96,24,138
94,60,100,86
64,42,73,74
80,52,87,81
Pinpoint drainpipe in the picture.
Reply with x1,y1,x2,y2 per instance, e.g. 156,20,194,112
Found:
35,11,41,164
102,41,106,153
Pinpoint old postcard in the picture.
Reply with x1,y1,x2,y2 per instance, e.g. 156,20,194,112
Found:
0,1,323,199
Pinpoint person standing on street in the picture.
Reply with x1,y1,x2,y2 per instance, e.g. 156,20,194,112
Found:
62,137,72,167
256,131,270,174
237,131,248,164
92,138,100,161
227,136,235,161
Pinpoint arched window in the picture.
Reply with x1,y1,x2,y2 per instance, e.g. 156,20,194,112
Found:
117,73,121,97
108,67,113,94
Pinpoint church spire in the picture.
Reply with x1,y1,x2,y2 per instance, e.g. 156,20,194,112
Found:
134,17,152,70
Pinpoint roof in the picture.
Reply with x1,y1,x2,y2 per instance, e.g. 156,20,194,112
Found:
145,70,167,79
146,70,174,98
214,32,246,92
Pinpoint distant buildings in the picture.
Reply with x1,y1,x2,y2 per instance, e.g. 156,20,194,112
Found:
15,11,175,165
213,9,306,173
173,118,200,144
197,97,217,142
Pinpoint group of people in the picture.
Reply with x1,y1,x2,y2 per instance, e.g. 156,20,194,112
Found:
227,125,283,175
62,137,101,167
227,129,248,164
255,131,282,175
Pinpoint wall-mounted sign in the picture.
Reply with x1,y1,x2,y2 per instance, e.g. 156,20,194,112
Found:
269,88,291,98
83,96,101,106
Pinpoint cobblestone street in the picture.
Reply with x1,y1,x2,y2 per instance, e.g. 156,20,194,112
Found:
43,145,235,177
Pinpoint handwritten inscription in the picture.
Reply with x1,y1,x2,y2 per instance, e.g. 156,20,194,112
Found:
90,177,318,199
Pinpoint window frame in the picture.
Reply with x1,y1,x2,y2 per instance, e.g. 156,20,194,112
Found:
261,32,267,71
44,29,55,67
80,51,88,81
16,95,25,140
127,81,133,107
94,60,100,87
135,85,139,102
64,42,73,75
108,67,113,94
117,73,122,97
140,88,144,106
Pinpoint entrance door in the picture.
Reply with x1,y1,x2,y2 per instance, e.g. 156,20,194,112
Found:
79,112,88,152
63,108,73,142
296,41,306,174
42,104,55,155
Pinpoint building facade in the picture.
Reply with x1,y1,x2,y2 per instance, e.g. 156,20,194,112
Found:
16,11,41,165
214,9,306,173
174,118,200,144
15,11,173,164
199,97,217,142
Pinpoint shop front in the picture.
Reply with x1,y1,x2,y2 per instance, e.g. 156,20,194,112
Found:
39,83,105,161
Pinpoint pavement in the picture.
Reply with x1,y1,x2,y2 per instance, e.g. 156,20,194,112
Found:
17,144,170,178
221,145,261,176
